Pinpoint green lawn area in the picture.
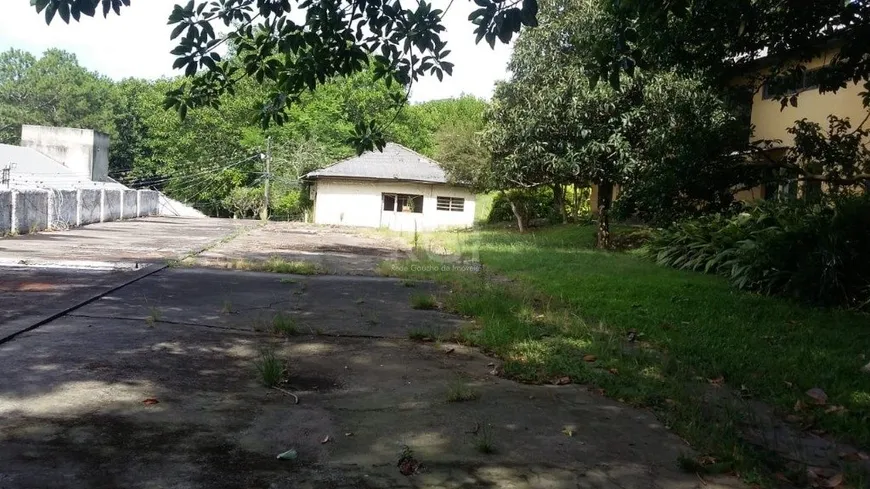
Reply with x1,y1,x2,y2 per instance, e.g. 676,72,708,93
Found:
381,224,870,482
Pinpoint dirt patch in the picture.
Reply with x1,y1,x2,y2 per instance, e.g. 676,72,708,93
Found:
195,222,411,275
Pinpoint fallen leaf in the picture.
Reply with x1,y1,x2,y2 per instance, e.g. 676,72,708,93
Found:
774,472,791,483
707,376,725,386
561,427,574,437
486,362,495,367
276,448,297,460
444,347,455,354
824,405,846,414
821,472,843,488
321,435,330,444
583,354,597,362
344,432,353,437
553,376,571,385
142,398,159,405
608,368,619,375
806,387,828,405
794,400,806,412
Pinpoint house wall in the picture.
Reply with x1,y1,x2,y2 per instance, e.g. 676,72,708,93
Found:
749,48,868,146
312,179,476,231
20,125,110,181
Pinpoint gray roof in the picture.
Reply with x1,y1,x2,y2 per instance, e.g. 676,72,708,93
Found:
304,143,448,184
0,143,124,190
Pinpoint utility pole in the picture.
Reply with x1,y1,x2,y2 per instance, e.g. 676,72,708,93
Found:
261,136,271,221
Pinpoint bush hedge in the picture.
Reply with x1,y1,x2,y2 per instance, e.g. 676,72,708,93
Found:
646,195,870,310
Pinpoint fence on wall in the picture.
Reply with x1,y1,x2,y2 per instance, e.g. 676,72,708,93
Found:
0,188,161,235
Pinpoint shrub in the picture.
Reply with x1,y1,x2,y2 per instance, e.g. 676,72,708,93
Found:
647,195,870,309
487,188,556,224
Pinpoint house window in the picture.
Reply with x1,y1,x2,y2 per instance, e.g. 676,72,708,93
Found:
383,194,396,211
383,193,423,213
762,68,822,100
436,196,464,212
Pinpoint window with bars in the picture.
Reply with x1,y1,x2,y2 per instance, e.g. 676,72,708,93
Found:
762,68,822,100
436,196,464,212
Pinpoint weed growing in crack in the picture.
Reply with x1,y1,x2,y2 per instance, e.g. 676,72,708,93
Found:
410,293,438,310
145,307,161,326
474,423,496,454
446,378,478,402
408,328,438,341
272,312,298,336
255,349,284,387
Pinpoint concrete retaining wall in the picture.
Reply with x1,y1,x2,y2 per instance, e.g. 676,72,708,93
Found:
77,189,102,225
101,189,121,222
48,190,77,230
0,187,181,235
137,190,159,217
121,189,138,219
13,190,49,234
0,191,11,234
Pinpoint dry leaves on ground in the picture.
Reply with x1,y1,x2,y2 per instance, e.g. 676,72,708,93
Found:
806,387,828,405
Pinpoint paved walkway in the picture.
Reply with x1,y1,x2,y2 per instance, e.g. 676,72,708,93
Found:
0,220,746,489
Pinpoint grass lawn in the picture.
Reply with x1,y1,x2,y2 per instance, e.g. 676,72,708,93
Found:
380,224,870,484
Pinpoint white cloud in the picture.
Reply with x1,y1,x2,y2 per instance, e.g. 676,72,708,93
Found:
0,1,511,100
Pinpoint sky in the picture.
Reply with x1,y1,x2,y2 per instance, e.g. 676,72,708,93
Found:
0,0,512,103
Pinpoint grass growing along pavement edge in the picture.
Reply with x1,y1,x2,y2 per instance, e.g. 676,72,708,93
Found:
380,224,870,485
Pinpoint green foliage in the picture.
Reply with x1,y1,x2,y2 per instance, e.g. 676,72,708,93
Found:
32,0,534,151
383,224,870,478
222,187,263,219
487,189,555,224
647,196,870,309
486,0,749,235
410,293,438,310
254,349,284,387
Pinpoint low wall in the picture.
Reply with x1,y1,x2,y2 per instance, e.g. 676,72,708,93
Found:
48,190,77,230
78,189,102,225
137,190,159,217
121,189,137,219
0,187,164,235
14,190,49,234
101,189,121,222
0,191,11,234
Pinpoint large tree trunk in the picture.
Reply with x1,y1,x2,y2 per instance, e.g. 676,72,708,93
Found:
596,181,613,249
508,197,529,233
552,184,568,224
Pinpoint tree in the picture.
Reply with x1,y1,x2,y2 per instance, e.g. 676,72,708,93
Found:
571,0,870,109
30,0,536,152
0,48,118,145
411,95,490,190
486,0,751,243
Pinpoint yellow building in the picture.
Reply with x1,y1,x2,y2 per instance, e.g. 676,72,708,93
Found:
591,45,869,210
735,46,869,201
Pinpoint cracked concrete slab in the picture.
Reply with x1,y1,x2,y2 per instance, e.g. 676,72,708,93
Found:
0,267,746,489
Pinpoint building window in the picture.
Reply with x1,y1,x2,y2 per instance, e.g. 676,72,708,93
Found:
762,68,822,100
383,193,423,213
436,196,464,212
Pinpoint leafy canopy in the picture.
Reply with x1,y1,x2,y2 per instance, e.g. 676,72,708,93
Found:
30,0,537,152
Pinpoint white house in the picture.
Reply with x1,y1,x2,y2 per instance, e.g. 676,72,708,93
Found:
303,143,476,231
